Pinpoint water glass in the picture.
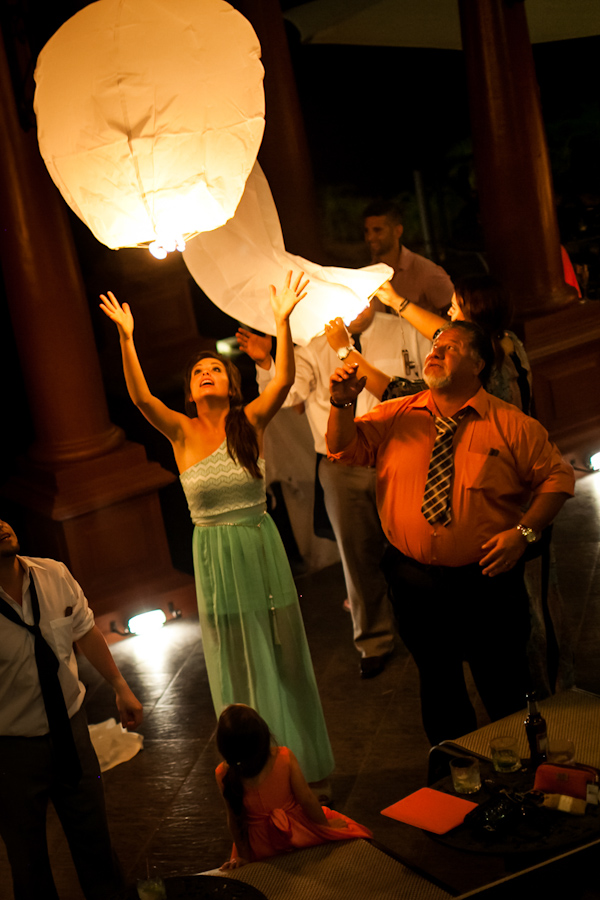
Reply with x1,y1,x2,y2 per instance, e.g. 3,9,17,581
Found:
450,757,481,794
547,738,576,765
490,736,521,773
137,876,167,900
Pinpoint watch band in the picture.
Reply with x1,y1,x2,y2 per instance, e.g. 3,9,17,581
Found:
337,345,355,361
516,524,539,543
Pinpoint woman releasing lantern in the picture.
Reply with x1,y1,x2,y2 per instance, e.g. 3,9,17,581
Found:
100,274,334,786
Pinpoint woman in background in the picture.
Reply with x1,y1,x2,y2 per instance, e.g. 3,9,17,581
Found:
326,274,532,412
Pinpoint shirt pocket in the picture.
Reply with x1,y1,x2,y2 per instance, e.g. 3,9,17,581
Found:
462,449,502,490
48,615,74,664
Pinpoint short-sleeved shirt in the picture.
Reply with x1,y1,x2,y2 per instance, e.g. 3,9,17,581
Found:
0,557,95,736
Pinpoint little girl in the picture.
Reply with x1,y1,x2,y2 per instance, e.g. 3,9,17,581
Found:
215,704,372,870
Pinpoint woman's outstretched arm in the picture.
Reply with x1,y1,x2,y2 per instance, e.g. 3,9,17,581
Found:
376,282,446,340
99,291,185,442
245,271,308,430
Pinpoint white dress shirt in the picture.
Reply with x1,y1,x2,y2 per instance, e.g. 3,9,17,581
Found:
0,557,95,736
257,312,431,455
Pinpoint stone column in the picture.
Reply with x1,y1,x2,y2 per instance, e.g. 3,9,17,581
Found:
0,35,194,630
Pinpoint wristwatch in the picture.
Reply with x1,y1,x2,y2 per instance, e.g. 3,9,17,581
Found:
516,524,539,544
337,345,355,361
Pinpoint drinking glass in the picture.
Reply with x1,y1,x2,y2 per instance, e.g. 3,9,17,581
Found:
547,738,576,765
490,736,521,773
137,876,167,900
450,757,481,794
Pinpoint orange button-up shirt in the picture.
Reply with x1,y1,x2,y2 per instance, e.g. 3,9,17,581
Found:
327,387,574,567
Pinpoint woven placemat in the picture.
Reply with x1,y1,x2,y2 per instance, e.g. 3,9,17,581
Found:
208,840,452,900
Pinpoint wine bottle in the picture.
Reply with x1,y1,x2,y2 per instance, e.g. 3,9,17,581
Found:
524,691,548,767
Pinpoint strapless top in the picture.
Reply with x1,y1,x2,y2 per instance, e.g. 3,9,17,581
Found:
180,440,266,524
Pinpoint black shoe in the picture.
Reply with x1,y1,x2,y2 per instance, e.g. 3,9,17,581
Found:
359,653,390,679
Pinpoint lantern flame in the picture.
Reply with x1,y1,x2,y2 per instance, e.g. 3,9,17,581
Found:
149,233,186,259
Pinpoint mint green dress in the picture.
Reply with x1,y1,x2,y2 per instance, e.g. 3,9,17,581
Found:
180,442,334,782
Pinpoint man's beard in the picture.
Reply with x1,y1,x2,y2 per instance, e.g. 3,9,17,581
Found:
369,239,394,261
423,371,452,390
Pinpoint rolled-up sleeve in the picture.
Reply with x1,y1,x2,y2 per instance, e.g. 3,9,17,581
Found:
326,403,399,468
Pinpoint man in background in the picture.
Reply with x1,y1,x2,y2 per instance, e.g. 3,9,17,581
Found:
364,199,454,313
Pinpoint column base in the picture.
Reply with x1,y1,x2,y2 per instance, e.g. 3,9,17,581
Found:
1,440,196,629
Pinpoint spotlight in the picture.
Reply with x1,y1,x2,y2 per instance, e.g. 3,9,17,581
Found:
215,336,241,356
127,609,167,636
588,451,600,472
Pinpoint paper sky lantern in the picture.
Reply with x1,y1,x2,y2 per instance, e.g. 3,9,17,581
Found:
33,0,265,252
183,163,393,346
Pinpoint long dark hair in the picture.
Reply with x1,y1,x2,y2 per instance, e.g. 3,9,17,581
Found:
183,351,262,479
453,274,513,372
216,705,274,823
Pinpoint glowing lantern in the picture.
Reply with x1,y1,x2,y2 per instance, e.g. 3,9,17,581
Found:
33,0,264,252
183,164,393,346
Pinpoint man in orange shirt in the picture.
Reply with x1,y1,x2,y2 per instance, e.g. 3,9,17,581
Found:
327,322,574,745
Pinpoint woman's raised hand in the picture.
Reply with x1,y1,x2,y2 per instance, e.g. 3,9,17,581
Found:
375,281,403,312
99,291,134,340
324,317,351,353
269,270,309,324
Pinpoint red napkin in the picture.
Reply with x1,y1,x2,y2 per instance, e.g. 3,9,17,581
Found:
381,787,478,835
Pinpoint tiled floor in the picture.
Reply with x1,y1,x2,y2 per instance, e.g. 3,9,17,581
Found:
1,473,599,898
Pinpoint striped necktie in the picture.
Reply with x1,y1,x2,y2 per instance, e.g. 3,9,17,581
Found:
421,408,469,526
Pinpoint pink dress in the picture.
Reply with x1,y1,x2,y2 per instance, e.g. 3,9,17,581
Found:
216,747,372,861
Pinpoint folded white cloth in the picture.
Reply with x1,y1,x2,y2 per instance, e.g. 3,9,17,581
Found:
88,718,144,772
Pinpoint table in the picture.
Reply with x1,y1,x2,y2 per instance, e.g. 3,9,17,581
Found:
404,689,600,896
127,874,267,899
440,687,600,769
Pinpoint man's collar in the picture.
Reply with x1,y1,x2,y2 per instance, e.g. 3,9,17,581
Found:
421,385,487,417
16,556,42,574
395,245,412,271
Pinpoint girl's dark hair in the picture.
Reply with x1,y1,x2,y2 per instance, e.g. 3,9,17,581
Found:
183,352,262,479
216,705,273,821
453,274,513,372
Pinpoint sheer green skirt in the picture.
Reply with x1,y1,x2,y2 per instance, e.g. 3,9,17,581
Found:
191,506,334,782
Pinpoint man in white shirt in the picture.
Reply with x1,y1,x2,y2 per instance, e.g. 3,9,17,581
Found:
0,518,143,900
364,200,454,313
238,300,430,678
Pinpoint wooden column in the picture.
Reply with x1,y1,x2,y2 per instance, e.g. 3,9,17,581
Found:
458,0,600,462
0,34,194,631
233,0,324,262
458,0,577,318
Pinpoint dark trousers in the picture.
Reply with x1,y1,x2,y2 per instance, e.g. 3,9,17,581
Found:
0,708,124,900
382,546,532,747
